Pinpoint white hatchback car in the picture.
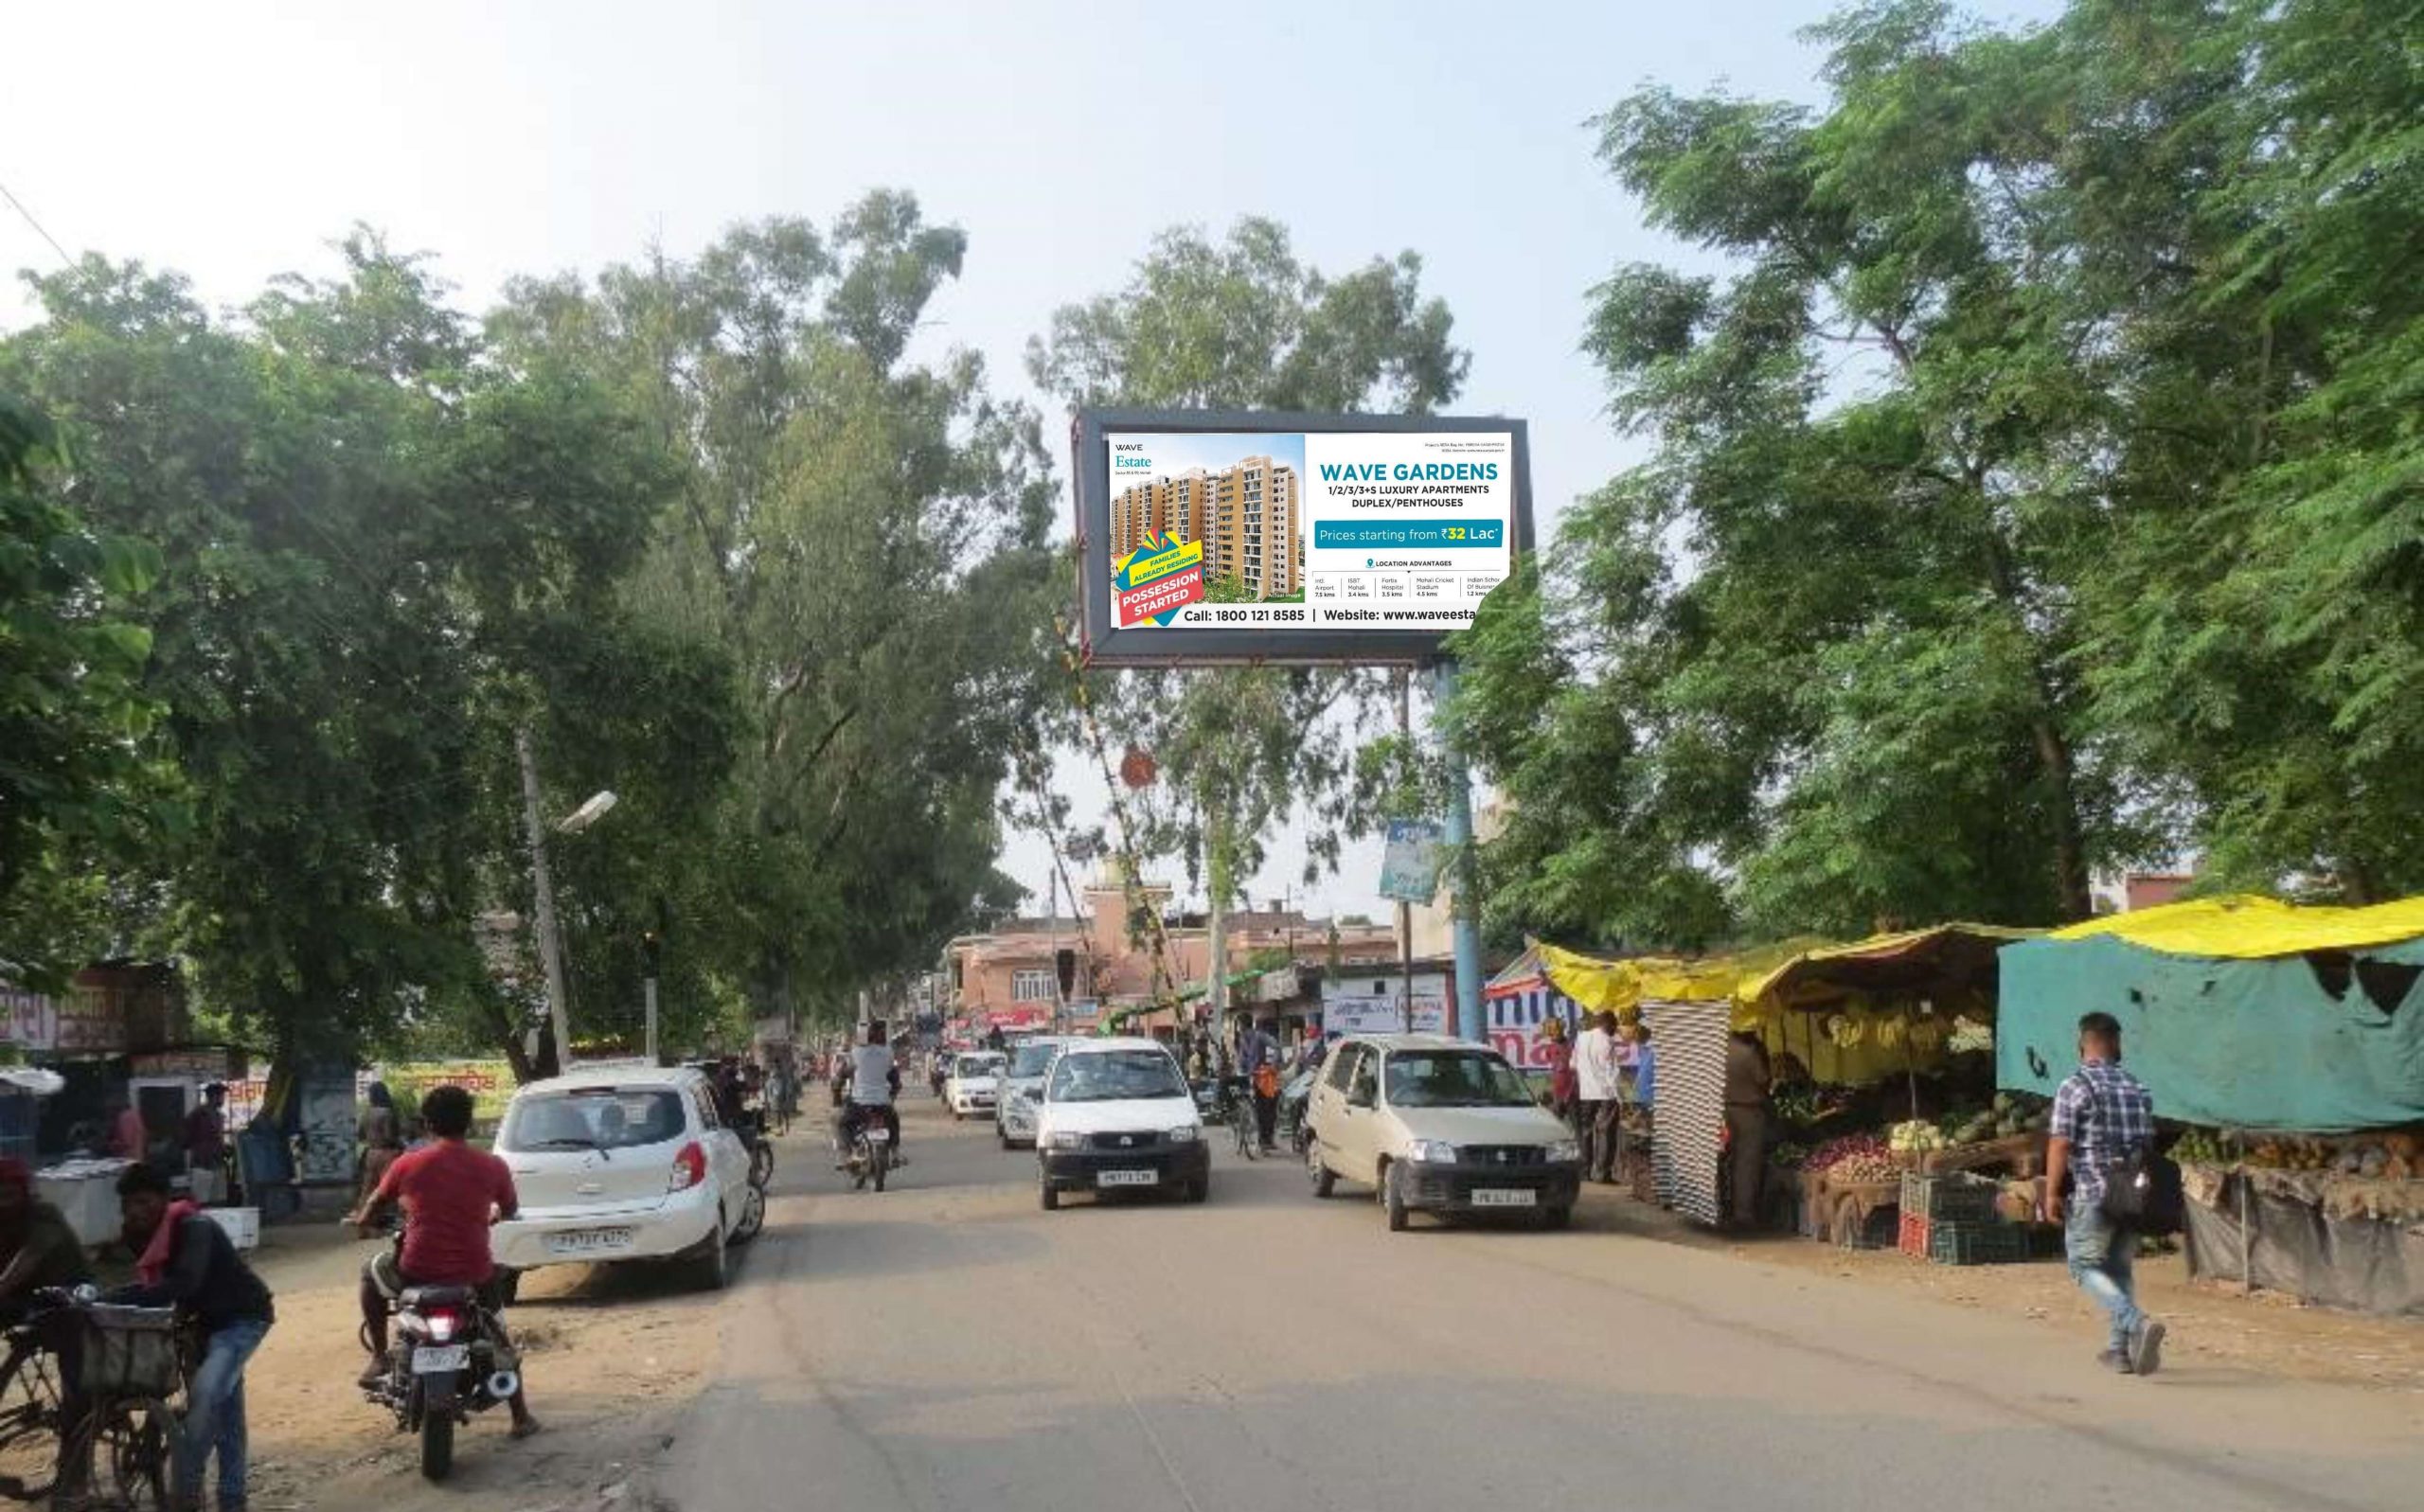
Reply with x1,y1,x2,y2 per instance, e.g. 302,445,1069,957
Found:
1303,1035,1582,1232
945,1051,1007,1120
490,1064,762,1292
1036,1038,1209,1209
994,1037,1085,1148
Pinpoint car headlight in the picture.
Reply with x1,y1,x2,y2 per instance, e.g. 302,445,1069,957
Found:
1405,1139,1459,1164
1046,1130,1086,1151
1546,1139,1581,1164
1167,1125,1199,1144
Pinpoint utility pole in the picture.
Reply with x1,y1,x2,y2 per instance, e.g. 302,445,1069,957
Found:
1433,663,1486,1041
516,728,575,1075
641,927,663,1063
1396,667,1416,1034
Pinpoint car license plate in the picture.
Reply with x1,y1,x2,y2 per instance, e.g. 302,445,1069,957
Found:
1470,1188,1537,1208
1096,1168,1159,1187
866,1129,890,1143
413,1345,469,1374
544,1226,633,1256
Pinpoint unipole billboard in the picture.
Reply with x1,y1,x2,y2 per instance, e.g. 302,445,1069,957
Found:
1072,408,1533,666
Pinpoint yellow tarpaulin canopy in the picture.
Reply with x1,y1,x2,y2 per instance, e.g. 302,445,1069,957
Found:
2051,894,2424,958
1541,924,2037,1087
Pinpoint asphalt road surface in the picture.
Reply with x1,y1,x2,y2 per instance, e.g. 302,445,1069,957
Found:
664,1095,2421,1512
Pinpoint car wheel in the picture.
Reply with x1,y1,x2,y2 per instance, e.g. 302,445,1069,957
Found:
731,1182,767,1244
1383,1162,1410,1233
693,1218,730,1290
1000,1132,1015,1150
1040,1177,1060,1212
1543,1203,1573,1232
1306,1136,1336,1199
1185,1175,1208,1204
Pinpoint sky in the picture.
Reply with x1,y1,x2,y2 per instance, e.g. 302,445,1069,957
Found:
1,0,2059,925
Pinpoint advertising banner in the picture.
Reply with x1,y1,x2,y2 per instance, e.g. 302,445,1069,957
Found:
1077,410,1531,666
1323,995,1449,1037
1377,819,1447,904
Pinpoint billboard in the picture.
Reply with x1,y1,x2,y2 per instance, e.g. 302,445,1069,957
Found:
1074,409,1532,665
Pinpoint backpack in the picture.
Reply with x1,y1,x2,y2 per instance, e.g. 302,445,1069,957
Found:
2098,1146,2184,1236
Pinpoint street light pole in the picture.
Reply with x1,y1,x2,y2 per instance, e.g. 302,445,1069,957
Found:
517,728,575,1076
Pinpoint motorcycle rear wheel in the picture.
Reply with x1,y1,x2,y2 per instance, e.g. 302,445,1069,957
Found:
418,1379,455,1482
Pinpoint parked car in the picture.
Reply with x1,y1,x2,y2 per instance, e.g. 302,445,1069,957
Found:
995,1036,1085,1148
944,1051,1008,1120
1302,1035,1581,1232
490,1064,763,1292
1036,1038,1208,1209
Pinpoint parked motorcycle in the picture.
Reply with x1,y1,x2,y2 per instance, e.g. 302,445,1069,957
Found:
361,1279,519,1481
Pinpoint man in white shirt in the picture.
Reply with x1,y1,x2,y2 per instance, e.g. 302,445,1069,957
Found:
834,1021,903,1164
1573,1011,1624,1184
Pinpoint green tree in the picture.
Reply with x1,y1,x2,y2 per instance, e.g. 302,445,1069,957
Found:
492,194,1063,1033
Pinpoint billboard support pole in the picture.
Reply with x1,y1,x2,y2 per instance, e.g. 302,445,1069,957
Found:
1432,661,1485,1041
1396,668,1415,1034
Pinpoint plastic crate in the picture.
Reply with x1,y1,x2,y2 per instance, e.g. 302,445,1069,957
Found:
80,1306,182,1396
1928,1219,2031,1266
1837,1201,1899,1251
1900,1170,2000,1224
203,1206,259,1252
1897,1209,1931,1257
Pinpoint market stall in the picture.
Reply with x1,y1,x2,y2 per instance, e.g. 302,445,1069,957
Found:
1998,895,2424,1316
1544,925,2058,1261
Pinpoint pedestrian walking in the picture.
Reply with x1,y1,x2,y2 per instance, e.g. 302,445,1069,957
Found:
1239,1021,1281,1153
2041,1011,2168,1376
184,1083,229,1203
1573,1011,1623,1183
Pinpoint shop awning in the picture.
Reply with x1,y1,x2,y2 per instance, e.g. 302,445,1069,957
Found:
2051,894,2424,958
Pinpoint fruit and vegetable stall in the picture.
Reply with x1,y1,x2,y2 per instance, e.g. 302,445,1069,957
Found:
1999,896,2424,1317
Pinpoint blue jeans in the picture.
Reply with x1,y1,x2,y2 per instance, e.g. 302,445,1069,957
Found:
2064,1202,2141,1350
178,1316,271,1508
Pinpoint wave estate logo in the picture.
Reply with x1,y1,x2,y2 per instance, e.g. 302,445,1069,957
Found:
1115,455,1152,470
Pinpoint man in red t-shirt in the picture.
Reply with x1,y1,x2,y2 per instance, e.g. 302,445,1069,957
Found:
348,1085,539,1437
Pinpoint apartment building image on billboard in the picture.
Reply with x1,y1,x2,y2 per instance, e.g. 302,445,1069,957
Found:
1108,448,1302,600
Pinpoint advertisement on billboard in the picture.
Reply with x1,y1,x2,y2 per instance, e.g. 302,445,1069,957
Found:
1076,410,1531,665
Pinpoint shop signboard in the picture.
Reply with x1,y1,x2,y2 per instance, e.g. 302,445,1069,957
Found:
1074,409,1533,666
1323,994,1450,1037
367,1059,517,1127
0,986,54,1051
1485,982,1580,1073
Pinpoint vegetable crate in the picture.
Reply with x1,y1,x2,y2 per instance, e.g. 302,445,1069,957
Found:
1897,1210,1931,1257
1927,1219,2032,1266
1900,1170,2000,1224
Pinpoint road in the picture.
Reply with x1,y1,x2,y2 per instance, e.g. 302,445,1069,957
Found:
649,1094,2422,1512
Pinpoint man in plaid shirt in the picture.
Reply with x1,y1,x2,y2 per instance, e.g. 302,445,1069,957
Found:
2041,1012,2167,1376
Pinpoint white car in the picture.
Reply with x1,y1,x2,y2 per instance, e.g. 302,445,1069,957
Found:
945,1051,1007,1120
1036,1038,1208,1209
1303,1035,1582,1232
490,1064,762,1292
995,1037,1086,1148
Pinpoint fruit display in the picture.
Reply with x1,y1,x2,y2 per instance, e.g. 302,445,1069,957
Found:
2169,1127,2416,1183
1801,1133,1896,1183
1889,1119,1949,1155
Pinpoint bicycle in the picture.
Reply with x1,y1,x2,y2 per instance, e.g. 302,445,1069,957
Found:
0,1302,68,1502
1222,1079,1259,1161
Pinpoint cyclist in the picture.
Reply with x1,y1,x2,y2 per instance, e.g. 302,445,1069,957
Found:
112,1162,275,1512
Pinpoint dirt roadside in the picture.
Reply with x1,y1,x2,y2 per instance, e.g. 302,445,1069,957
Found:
1568,1182,2424,1392
227,1150,791,1512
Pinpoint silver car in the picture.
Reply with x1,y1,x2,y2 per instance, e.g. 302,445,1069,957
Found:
994,1036,1086,1148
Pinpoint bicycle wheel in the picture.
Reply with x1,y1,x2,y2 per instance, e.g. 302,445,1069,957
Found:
74,1395,174,1511
0,1339,62,1501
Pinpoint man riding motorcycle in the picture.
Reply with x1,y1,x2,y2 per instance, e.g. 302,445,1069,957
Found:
832,1020,904,1166
347,1085,540,1440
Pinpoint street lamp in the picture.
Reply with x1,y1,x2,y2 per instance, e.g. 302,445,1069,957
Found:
516,726,617,1075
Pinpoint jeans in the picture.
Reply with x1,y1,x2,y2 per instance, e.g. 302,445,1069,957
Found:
178,1316,270,1509
2064,1201,2142,1350
1575,1100,1614,1181
1252,1093,1278,1148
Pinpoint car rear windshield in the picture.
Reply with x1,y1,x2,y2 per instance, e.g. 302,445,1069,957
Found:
1383,1051,1534,1109
499,1088,687,1152
956,1056,1005,1076
1050,1050,1186,1103
1008,1042,1062,1076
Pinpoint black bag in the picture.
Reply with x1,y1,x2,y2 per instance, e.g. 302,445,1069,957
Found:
2098,1147,2184,1236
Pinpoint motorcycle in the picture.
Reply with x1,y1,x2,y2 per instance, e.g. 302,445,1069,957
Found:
1278,1068,1316,1155
836,1109,893,1192
361,1272,519,1482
